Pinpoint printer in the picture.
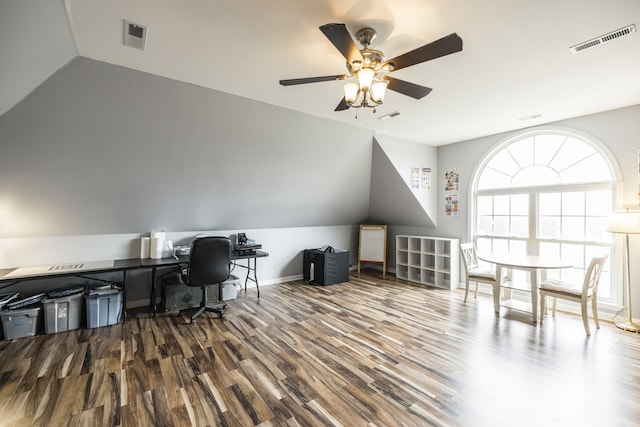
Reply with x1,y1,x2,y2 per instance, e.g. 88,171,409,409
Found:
233,233,261,256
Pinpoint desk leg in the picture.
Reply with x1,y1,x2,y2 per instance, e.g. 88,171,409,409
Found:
151,267,158,317
122,269,128,323
249,257,260,298
237,257,260,298
493,265,502,313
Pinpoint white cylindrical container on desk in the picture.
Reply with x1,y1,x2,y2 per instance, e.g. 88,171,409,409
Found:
163,240,173,258
150,231,165,259
140,237,150,259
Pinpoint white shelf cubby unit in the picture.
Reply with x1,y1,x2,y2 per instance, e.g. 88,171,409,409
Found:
395,235,459,290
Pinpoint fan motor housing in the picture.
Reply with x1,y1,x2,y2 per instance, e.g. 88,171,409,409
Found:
348,49,386,75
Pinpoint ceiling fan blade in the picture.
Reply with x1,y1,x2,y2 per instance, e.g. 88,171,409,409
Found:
279,75,347,86
384,33,463,71
334,97,350,111
384,77,432,99
319,23,364,65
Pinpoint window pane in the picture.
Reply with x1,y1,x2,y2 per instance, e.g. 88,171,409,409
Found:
477,168,511,190
540,242,561,280
493,239,509,255
562,192,585,215
586,217,608,242
549,138,596,172
560,154,612,184
511,194,528,215
486,150,520,176
540,242,560,258
477,196,493,215
478,216,493,235
476,238,492,255
586,191,613,216
511,216,529,237
534,135,564,165
562,217,585,241
561,243,584,268
512,166,560,187
539,193,560,215
494,195,509,215
507,138,534,168
509,240,527,256
494,216,510,236
539,217,560,239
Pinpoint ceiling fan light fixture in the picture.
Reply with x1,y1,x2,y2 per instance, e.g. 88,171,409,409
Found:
280,23,463,114
344,83,360,104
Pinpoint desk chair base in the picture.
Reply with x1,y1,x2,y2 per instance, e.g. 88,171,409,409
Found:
180,285,227,324
183,302,228,323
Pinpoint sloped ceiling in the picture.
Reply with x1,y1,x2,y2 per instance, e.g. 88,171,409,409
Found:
369,140,436,227
0,0,76,116
2,1,640,146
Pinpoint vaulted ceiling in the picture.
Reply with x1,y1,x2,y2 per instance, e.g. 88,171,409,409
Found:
2,0,640,146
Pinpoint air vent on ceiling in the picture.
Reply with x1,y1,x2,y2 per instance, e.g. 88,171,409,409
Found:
123,20,147,50
569,24,635,54
378,111,401,121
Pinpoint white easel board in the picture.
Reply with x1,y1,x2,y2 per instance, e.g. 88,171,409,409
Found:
358,224,387,276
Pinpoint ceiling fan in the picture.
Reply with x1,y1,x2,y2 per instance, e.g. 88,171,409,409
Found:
279,23,463,112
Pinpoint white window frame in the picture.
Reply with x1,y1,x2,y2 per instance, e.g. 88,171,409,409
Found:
468,127,623,310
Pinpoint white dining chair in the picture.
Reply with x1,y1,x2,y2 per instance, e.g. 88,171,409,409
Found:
539,254,608,336
460,243,502,304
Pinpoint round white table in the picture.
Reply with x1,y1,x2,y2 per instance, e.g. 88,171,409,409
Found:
478,254,573,324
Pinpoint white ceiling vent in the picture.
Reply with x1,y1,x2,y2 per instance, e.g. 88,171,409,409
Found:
378,111,401,121
570,24,636,54
123,20,147,50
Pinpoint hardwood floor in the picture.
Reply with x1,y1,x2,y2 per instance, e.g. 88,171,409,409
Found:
1,271,639,426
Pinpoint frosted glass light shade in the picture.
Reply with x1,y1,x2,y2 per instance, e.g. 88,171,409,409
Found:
370,80,388,102
344,83,359,104
607,210,640,234
357,68,375,90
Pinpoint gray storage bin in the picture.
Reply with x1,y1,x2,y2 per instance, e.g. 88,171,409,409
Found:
43,292,83,334
221,274,241,301
1,306,42,340
85,289,122,328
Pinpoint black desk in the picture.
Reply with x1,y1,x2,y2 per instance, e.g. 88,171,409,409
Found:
231,250,269,298
0,259,142,321
0,250,269,320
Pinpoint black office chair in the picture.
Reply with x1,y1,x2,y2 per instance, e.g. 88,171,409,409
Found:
180,236,231,323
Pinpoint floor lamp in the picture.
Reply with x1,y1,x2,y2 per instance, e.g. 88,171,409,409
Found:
607,210,640,333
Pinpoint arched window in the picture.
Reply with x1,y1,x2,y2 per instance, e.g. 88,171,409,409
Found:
472,129,616,302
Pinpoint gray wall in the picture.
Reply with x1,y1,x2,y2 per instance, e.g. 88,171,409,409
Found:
0,57,374,238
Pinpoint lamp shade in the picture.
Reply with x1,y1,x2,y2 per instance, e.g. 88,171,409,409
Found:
606,210,640,234
357,68,375,90
343,83,359,104
370,80,388,102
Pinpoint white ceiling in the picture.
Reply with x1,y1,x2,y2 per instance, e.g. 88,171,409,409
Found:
65,0,640,146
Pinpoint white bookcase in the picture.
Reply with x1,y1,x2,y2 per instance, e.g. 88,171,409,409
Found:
395,235,459,290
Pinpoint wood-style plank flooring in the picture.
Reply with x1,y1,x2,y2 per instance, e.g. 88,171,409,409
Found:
1,271,639,426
